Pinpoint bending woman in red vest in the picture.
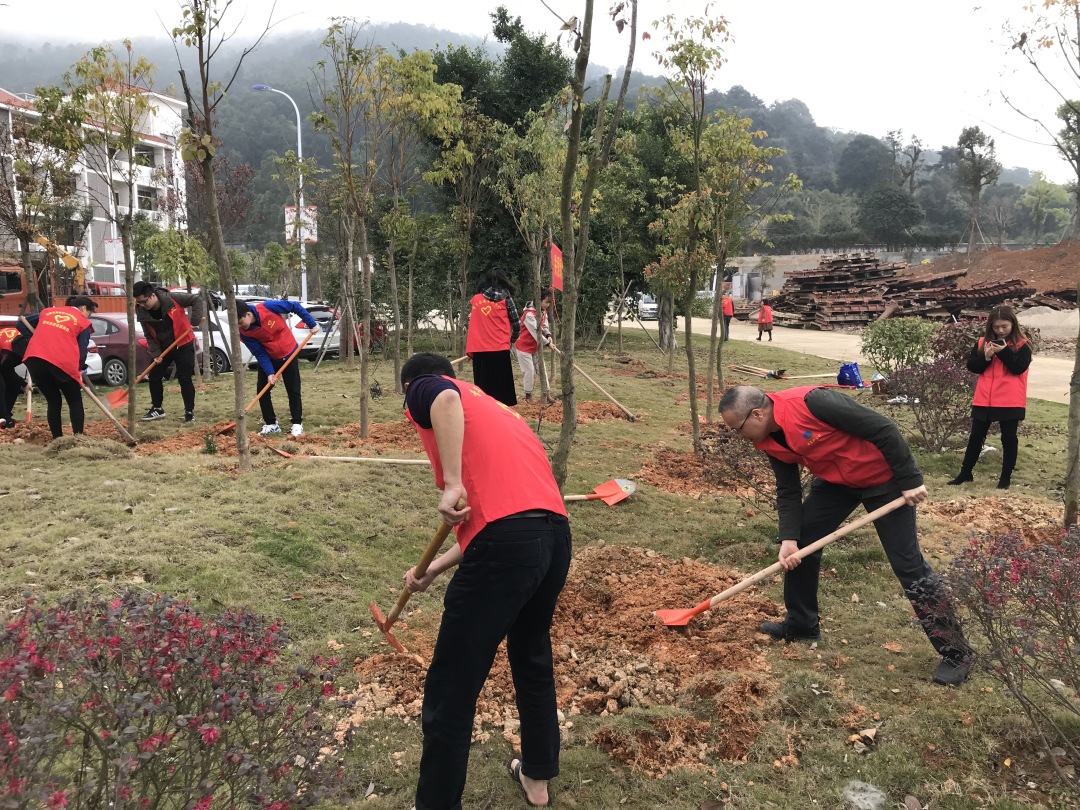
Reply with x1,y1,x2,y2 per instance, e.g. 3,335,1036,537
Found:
756,303,773,341
720,384,975,685
465,267,520,406
22,296,98,439
401,353,570,809
948,305,1031,490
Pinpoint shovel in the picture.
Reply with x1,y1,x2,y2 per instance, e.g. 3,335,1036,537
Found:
654,496,907,627
563,478,635,506
551,346,636,421
265,446,431,465
216,329,316,434
370,500,465,654
106,329,192,408
80,374,138,445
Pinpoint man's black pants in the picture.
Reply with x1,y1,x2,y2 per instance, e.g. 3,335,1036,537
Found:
148,341,196,412
23,358,84,439
414,513,572,810
256,355,303,426
0,353,26,422
784,479,969,660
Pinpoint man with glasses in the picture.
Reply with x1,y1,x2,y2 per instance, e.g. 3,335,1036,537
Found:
719,385,975,686
132,280,205,422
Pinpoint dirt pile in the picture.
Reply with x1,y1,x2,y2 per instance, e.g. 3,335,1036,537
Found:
347,545,779,775
932,244,1079,298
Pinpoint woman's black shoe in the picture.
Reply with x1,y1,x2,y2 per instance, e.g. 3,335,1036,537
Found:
947,473,973,486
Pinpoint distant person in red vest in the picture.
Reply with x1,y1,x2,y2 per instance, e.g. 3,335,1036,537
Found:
133,281,206,423
721,293,734,341
236,299,319,437
514,287,554,403
465,266,520,406
757,303,773,341
719,384,975,686
948,305,1031,490
22,296,97,439
0,325,28,428
401,352,570,810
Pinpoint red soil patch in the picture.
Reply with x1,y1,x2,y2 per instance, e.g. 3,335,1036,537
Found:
346,545,778,775
931,243,1080,296
512,400,631,424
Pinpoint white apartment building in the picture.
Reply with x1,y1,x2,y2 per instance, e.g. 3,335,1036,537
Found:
0,85,188,284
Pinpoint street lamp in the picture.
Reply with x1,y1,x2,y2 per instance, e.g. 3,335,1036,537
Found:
252,83,307,302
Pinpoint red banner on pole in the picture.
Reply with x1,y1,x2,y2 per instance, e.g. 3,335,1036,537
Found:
550,242,564,291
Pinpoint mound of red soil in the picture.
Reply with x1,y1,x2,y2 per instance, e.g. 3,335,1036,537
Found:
346,545,779,775
932,243,1080,295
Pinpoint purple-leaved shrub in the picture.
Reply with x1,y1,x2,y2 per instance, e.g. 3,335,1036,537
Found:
886,357,976,452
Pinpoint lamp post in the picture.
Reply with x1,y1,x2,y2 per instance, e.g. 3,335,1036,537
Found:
252,84,307,302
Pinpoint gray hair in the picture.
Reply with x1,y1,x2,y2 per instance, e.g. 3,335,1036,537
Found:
718,385,765,416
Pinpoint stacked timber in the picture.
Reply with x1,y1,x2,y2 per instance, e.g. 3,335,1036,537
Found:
765,254,1036,330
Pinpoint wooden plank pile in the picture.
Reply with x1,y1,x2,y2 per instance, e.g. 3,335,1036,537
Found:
766,254,1037,330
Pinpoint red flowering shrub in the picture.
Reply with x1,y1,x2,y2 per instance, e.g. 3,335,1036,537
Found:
885,357,975,452
945,527,1080,793
930,318,984,361
0,590,356,809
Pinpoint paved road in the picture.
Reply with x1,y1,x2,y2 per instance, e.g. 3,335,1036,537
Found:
637,317,1073,405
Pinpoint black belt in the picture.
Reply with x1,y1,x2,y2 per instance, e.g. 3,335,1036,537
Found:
503,510,553,519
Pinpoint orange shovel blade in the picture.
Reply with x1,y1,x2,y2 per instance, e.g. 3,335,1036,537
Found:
369,601,406,654
105,388,128,408
654,598,712,627
593,478,636,506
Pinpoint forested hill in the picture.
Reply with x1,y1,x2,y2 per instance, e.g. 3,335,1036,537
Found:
0,23,1038,250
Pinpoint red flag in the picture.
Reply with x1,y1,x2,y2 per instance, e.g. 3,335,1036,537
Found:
550,242,564,291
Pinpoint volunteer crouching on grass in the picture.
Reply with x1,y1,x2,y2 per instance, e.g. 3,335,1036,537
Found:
133,280,206,423
0,325,27,428
235,299,318,437
719,384,976,686
22,296,97,440
400,352,570,810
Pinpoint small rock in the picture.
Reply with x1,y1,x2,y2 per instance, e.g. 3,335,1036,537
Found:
903,796,922,810
124,505,135,514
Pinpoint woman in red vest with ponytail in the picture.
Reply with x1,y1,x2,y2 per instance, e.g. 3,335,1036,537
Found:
23,296,97,439
948,305,1031,490
465,266,520,406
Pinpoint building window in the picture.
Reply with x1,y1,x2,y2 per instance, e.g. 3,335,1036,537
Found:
137,186,156,211
135,145,156,168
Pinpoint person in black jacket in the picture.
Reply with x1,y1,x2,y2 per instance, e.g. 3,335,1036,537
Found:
948,306,1032,490
720,385,975,686
133,281,207,422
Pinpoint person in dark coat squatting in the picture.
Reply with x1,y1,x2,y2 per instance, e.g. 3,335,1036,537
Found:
401,353,570,809
719,385,976,686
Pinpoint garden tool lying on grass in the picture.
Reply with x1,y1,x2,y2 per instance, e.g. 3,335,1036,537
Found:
80,374,138,445
265,445,431,465
729,364,788,380
654,496,906,627
216,329,316,434
370,500,465,654
106,329,192,408
451,355,468,367
551,346,636,421
563,478,636,506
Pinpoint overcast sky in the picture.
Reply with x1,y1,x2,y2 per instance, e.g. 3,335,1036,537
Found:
2,0,1073,182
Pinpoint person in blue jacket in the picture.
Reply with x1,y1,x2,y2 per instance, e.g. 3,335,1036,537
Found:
235,299,319,437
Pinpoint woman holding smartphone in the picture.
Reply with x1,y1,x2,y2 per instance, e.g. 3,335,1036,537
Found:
948,305,1032,489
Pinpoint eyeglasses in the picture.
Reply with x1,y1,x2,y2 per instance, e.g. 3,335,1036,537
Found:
135,296,151,306
735,394,767,433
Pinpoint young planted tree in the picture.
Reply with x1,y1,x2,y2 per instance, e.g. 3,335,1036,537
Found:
551,0,637,486
173,0,275,471
65,41,155,428
955,126,1002,254
493,108,567,400
0,87,85,310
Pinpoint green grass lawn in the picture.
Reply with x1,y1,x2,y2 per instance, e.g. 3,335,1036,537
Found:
0,330,1073,809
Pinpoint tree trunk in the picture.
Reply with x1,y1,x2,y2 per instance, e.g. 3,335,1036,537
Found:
358,217,371,438
704,248,729,422
201,161,250,471
531,250,551,399
386,241,402,394
1066,274,1080,526
120,217,137,429
18,237,43,310
341,216,356,369
407,230,419,357
682,282,700,451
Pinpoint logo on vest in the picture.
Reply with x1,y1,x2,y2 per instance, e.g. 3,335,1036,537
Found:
52,312,76,325
802,430,819,446
481,304,492,316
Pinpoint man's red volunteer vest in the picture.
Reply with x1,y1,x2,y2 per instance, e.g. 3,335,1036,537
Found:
148,295,195,349
754,386,893,488
243,303,297,361
758,305,773,324
972,337,1028,409
722,296,734,316
465,293,511,355
0,327,19,353
515,306,547,354
406,376,567,551
24,306,92,381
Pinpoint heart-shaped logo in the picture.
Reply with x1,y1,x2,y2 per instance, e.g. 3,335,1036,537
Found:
481,305,492,316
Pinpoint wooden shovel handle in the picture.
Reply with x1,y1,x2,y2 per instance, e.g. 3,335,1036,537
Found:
693,496,908,618
551,346,636,421
133,329,192,385
80,376,137,444
384,500,465,627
